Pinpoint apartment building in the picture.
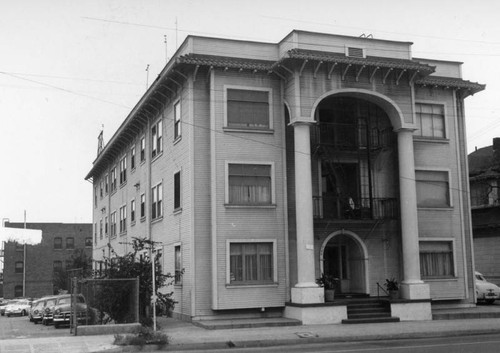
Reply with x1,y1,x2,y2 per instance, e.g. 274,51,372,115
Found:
85,30,484,324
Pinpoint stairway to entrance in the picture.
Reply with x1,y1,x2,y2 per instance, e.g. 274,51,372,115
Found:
342,299,400,324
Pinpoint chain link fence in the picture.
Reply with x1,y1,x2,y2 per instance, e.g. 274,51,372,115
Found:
70,277,139,334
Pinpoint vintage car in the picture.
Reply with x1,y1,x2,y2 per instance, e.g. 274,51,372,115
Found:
52,294,88,328
41,296,60,325
5,299,32,317
30,296,57,324
475,271,500,304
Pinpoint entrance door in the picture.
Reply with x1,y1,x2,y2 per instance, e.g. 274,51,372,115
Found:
323,244,347,294
322,234,367,295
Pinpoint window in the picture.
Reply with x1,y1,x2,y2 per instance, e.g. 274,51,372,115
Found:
111,167,117,192
470,182,491,207
131,145,136,170
104,216,108,236
66,237,74,249
94,186,97,208
15,261,24,274
229,242,273,284
85,237,92,247
174,101,181,140
420,241,454,278
119,205,127,233
53,260,62,272
54,237,62,250
152,183,163,219
15,242,24,252
131,199,136,223
111,211,117,237
100,180,104,198
105,174,109,194
228,164,272,205
119,156,127,184
415,103,445,139
416,170,450,208
227,89,270,130
174,171,181,210
14,285,23,297
94,222,97,243
140,193,146,219
140,136,146,162
175,245,182,284
99,219,103,239
152,120,163,158
65,260,73,270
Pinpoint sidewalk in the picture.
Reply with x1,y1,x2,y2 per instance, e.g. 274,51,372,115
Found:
3,308,500,352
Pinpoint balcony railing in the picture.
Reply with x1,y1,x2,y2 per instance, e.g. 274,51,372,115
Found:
313,195,399,220
310,123,394,150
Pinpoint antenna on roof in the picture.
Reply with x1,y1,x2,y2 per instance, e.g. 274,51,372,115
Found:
145,64,150,89
360,33,373,38
164,35,168,64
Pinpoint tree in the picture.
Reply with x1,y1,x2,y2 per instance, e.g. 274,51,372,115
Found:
94,237,176,326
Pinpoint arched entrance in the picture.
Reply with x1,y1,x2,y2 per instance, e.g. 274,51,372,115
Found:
320,230,369,295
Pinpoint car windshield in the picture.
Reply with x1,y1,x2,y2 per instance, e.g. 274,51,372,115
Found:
46,299,56,306
476,274,486,281
58,298,71,305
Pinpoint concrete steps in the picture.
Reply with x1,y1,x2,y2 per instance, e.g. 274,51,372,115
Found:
342,299,400,324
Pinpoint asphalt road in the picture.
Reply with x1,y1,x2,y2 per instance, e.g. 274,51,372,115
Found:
171,334,500,353
0,314,70,339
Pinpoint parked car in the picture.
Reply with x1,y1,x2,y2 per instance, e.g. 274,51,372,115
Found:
41,296,60,325
30,296,57,324
52,294,88,328
475,271,500,304
5,299,31,317
0,299,9,316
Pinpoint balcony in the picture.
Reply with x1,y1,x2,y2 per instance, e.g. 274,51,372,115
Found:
313,195,399,220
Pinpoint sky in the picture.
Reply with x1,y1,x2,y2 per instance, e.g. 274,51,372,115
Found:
1,0,499,224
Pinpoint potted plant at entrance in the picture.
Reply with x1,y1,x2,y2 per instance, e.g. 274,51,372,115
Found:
384,278,399,300
316,274,339,302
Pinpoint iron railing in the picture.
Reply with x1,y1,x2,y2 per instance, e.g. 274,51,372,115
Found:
313,195,398,220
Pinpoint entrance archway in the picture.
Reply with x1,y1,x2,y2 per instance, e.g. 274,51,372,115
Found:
320,230,369,295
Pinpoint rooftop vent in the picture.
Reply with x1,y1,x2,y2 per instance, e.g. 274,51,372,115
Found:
346,47,365,58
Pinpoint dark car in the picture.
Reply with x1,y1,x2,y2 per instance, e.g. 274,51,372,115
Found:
52,294,88,328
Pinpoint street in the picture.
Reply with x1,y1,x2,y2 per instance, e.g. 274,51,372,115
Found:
170,334,500,353
0,314,70,339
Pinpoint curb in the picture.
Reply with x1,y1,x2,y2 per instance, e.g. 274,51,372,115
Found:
92,327,500,352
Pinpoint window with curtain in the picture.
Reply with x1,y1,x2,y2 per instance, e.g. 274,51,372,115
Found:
420,241,454,278
416,170,450,208
414,103,445,138
227,89,270,129
175,245,182,284
228,164,271,205
229,242,273,284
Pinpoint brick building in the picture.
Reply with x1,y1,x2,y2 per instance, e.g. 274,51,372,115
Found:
85,30,484,324
2,222,92,299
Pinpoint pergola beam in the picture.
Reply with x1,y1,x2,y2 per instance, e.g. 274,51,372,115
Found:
382,68,393,84
313,61,323,78
356,65,366,82
299,60,308,76
369,67,380,83
341,64,352,81
327,62,338,79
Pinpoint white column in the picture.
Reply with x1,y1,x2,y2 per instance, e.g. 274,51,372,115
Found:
397,128,430,299
291,122,324,304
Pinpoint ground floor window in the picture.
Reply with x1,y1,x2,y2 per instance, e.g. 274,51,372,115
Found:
174,245,182,285
419,240,455,278
229,242,273,284
14,285,23,297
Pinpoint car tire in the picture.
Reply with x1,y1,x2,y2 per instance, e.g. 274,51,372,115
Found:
21,310,26,316
6,314,10,318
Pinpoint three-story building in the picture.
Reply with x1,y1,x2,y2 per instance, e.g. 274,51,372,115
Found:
85,30,484,324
